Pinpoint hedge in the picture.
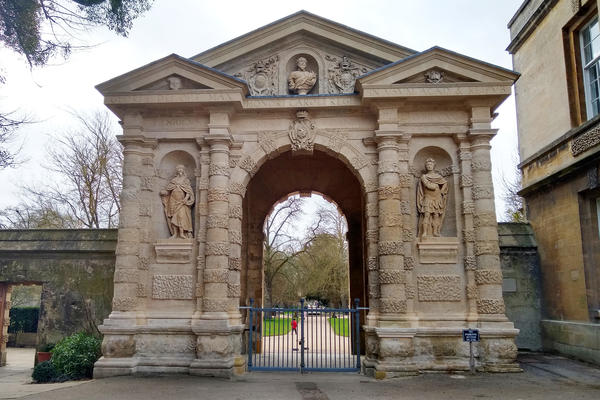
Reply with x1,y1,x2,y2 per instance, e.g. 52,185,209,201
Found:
8,307,39,333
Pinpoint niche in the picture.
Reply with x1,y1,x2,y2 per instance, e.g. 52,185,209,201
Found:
412,146,458,264
286,53,319,95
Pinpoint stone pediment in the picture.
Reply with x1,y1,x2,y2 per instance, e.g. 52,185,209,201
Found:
188,11,417,96
191,11,415,68
357,47,519,86
96,54,249,95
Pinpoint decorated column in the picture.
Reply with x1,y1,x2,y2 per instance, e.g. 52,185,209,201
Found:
191,109,243,377
374,107,407,320
469,106,518,370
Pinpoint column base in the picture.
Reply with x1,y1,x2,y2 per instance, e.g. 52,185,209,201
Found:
363,322,521,378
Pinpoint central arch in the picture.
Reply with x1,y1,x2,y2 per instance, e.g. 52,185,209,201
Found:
241,150,367,313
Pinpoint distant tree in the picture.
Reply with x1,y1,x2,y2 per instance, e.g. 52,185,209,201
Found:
0,0,153,68
0,200,79,228
500,151,526,222
22,111,122,228
0,0,153,169
298,206,349,307
263,196,305,308
9,285,42,308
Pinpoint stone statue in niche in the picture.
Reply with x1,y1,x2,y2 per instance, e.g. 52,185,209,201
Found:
289,110,316,153
417,158,448,239
326,55,367,94
234,56,279,96
288,56,317,95
160,165,194,239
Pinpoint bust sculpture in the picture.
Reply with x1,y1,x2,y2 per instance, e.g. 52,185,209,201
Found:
288,56,317,95
160,165,194,239
417,158,448,239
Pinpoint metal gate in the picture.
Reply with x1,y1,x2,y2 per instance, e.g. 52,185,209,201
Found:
241,298,364,372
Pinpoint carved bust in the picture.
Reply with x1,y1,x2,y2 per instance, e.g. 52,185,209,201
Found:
417,158,448,239
288,57,317,95
160,165,194,239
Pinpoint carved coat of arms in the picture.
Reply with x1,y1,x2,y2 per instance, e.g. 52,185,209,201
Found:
235,56,279,96
289,110,316,154
326,55,367,94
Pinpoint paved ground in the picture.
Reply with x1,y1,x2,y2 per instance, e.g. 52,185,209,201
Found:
1,349,599,399
0,348,87,399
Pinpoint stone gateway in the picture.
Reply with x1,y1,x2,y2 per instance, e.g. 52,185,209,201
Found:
93,11,520,378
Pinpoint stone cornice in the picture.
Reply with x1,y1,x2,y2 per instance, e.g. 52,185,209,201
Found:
507,0,559,54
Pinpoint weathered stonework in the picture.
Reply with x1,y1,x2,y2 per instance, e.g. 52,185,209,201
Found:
91,11,519,379
152,275,194,299
417,275,462,302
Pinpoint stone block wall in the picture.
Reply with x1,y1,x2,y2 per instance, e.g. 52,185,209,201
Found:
0,229,117,362
498,223,542,351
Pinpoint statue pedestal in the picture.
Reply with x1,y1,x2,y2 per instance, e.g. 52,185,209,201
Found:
417,237,458,264
154,239,193,264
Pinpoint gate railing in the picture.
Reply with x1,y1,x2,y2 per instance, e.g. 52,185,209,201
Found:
240,298,365,372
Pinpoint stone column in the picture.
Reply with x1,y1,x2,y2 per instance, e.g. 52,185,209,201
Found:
397,134,416,313
191,109,243,377
97,115,156,369
375,107,407,322
110,116,156,321
469,107,505,318
469,106,518,370
202,131,232,321
456,134,478,319
193,144,210,317
365,183,380,325
228,188,243,325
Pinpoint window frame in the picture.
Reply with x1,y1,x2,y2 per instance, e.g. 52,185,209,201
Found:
580,16,600,120
563,6,599,126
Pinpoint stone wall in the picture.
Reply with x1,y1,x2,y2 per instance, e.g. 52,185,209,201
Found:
498,223,542,351
0,229,117,364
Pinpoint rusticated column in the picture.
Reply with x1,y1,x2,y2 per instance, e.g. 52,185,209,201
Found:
375,107,406,322
202,131,233,321
396,135,416,313
193,144,210,317
456,134,478,319
111,116,156,318
365,182,380,325
469,107,505,318
227,190,243,325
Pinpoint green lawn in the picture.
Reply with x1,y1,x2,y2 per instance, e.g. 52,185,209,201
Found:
328,317,350,337
262,317,292,336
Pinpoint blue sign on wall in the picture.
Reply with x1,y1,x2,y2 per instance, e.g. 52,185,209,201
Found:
462,329,480,342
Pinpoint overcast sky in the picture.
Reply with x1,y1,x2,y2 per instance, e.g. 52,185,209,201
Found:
0,0,524,219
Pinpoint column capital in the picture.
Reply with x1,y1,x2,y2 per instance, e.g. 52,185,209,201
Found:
202,134,234,148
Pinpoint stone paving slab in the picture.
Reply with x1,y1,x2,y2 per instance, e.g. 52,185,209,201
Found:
1,351,599,400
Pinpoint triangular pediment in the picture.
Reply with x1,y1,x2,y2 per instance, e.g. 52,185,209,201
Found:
357,47,519,87
96,54,249,95
191,11,416,69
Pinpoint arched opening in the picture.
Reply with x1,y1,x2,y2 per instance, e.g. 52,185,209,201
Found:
240,150,367,369
261,193,350,310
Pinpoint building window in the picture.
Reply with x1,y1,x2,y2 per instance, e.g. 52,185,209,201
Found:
581,17,600,119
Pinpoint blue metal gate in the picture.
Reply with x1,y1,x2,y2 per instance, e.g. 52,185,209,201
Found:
241,299,364,372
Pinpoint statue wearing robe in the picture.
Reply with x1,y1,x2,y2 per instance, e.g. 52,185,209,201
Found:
160,165,194,239
417,158,448,239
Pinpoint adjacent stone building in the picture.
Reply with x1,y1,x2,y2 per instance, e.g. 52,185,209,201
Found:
91,11,520,378
508,0,600,364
